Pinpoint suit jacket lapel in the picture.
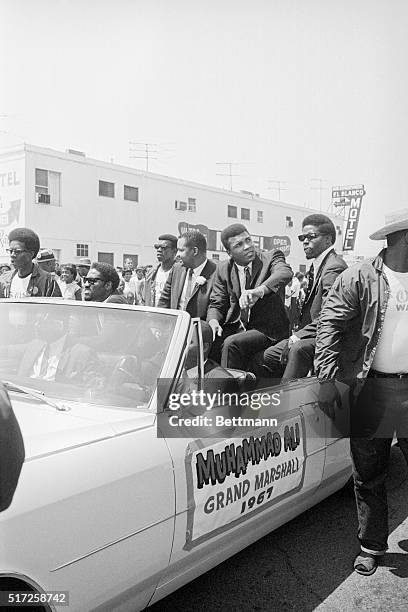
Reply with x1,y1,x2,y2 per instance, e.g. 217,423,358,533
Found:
249,256,262,288
188,260,211,302
305,250,334,303
230,260,241,296
175,266,188,308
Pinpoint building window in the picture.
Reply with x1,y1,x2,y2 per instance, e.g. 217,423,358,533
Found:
188,197,197,212
124,185,139,202
241,207,250,221
76,243,89,257
98,252,114,265
175,200,187,211
228,205,237,218
257,210,264,223
99,180,115,198
35,168,61,206
211,254,220,261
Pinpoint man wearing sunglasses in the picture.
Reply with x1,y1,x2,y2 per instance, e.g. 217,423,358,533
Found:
83,262,128,304
263,214,347,382
145,234,178,306
0,227,61,298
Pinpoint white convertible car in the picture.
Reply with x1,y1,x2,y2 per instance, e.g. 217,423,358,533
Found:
0,299,351,611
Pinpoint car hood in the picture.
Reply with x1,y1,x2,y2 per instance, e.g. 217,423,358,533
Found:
10,394,156,460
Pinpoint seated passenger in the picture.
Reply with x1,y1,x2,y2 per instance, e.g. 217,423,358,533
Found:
262,214,347,382
18,311,100,384
207,223,292,370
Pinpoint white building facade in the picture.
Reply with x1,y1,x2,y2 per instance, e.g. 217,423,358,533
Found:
0,144,343,271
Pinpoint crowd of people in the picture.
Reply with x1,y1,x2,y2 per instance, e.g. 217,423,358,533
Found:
1,209,408,577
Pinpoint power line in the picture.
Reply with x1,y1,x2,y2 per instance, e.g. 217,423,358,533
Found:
129,141,159,172
267,179,288,201
310,178,329,211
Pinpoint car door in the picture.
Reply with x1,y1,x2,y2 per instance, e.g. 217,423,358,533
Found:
152,320,326,604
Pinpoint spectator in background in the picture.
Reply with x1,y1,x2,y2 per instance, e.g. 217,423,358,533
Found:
0,263,11,276
76,257,91,288
37,249,57,279
0,227,61,298
134,267,145,305
122,268,136,304
145,234,178,306
83,262,128,304
58,263,82,300
123,258,135,276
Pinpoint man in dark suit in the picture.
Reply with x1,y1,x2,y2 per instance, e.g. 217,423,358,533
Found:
158,231,217,320
18,311,99,384
207,223,292,370
145,234,178,306
263,214,347,382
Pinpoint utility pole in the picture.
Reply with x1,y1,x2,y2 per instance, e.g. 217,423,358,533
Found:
215,162,243,191
129,141,159,172
310,178,328,211
267,179,287,200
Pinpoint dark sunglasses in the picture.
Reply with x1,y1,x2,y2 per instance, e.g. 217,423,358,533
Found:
154,244,171,251
298,232,325,242
84,277,105,286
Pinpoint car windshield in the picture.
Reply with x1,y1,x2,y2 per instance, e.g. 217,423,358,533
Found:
0,301,177,410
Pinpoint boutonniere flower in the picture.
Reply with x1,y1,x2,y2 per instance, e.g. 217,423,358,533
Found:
31,287,39,295
195,276,207,286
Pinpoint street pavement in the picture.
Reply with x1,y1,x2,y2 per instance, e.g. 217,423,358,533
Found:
149,445,408,612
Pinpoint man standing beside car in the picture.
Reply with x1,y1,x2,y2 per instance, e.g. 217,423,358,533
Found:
0,227,61,298
315,209,408,576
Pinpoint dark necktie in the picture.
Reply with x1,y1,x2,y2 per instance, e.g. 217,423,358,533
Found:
240,266,251,326
304,264,315,302
183,269,194,309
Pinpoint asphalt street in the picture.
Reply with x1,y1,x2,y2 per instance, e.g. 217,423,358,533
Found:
149,445,408,612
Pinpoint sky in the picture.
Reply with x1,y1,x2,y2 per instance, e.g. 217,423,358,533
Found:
1,0,407,255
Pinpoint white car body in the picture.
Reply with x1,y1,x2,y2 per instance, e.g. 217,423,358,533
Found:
0,299,351,611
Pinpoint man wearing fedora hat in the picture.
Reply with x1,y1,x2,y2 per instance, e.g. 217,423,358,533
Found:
315,209,408,576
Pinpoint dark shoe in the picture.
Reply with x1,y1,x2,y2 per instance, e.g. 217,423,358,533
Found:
353,552,379,576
